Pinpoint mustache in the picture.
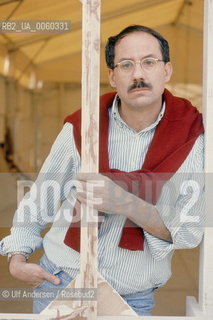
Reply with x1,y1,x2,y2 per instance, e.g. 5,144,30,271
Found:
128,81,152,92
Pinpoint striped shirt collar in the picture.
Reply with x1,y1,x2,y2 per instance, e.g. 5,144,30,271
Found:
111,94,165,134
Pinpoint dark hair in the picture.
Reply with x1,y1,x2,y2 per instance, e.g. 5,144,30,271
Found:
105,25,170,69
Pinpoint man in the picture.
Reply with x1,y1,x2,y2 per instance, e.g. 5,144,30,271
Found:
0,25,204,316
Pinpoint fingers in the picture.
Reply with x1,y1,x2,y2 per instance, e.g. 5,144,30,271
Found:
73,173,128,215
33,272,60,288
29,265,61,287
74,178,105,206
76,172,106,181
33,264,61,284
74,177,106,190
41,269,61,285
76,190,103,209
9,256,61,287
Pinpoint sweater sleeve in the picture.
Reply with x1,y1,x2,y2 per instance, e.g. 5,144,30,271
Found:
144,134,205,260
0,122,79,255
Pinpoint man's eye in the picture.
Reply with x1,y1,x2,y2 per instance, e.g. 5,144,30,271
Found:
144,59,155,66
121,61,133,69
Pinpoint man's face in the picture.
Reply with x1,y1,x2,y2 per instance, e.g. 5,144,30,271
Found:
108,32,173,111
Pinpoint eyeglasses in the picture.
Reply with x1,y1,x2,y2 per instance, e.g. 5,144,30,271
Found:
113,57,165,74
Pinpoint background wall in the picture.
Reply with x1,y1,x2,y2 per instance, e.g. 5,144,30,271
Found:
0,75,113,172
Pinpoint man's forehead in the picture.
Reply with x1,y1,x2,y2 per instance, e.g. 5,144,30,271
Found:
114,32,161,56
116,31,159,46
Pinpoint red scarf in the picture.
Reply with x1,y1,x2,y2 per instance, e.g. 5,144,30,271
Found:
64,89,204,252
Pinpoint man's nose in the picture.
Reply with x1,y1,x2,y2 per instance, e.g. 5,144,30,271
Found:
132,61,146,80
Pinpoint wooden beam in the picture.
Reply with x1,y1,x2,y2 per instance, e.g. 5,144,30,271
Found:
79,0,101,319
198,0,213,315
1,313,213,320
186,0,213,316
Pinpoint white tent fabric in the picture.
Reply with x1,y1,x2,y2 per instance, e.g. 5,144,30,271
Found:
0,0,203,88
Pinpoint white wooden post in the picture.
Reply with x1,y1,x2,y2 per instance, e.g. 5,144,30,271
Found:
79,0,100,319
186,0,213,316
1,313,213,319
198,0,213,314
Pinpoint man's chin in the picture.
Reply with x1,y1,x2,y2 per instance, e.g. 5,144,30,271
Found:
129,97,152,110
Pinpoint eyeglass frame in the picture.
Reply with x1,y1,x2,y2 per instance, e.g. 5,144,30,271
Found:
113,57,166,73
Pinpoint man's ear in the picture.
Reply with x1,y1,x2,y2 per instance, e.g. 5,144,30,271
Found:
164,61,173,83
108,69,117,88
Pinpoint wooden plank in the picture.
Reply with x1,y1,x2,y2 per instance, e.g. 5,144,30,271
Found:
40,273,137,317
1,314,213,320
198,0,213,315
78,0,101,318
187,0,213,316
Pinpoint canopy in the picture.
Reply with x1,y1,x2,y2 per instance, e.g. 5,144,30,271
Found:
0,0,203,94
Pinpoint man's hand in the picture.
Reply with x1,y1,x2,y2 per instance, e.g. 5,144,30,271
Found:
74,173,131,215
9,254,61,287
74,172,172,242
